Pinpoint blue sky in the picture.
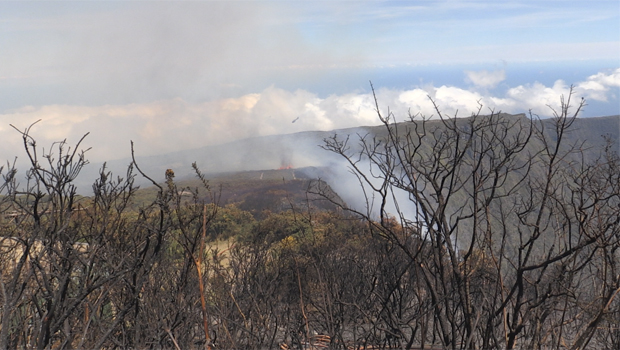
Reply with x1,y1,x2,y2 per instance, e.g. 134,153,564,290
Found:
0,1,618,163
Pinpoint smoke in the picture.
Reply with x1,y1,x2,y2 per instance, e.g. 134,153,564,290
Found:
0,2,375,109
318,153,420,222
2,67,618,169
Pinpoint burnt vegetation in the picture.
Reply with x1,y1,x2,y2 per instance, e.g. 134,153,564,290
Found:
1,90,619,350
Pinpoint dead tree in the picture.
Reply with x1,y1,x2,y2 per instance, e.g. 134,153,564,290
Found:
317,86,619,349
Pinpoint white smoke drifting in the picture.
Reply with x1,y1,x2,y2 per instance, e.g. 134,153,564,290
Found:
2,68,618,166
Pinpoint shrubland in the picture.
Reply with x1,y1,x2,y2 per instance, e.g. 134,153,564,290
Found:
0,90,619,350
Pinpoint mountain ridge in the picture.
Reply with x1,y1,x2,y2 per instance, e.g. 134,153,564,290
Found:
76,114,619,194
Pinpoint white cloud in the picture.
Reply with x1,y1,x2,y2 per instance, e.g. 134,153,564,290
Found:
575,68,620,101
503,80,573,114
2,2,618,115
465,69,506,88
434,86,486,116
1,69,618,166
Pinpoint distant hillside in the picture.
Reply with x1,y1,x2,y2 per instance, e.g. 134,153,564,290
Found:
129,166,346,218
75,114,619,198
76,127,365,192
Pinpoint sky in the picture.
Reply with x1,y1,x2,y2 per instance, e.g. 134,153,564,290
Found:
0,0,619,167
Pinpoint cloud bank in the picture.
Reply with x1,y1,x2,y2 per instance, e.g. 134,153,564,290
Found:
1,68,618,165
